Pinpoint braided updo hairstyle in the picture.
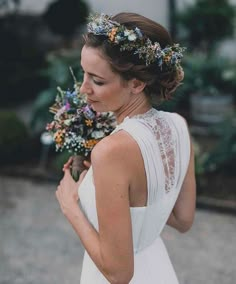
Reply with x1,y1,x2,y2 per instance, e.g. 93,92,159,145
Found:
83,12,184,103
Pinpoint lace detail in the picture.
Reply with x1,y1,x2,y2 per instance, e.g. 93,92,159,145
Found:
130,108,177,193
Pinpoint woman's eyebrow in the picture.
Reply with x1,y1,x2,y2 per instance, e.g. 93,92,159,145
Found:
80,61,106,80
87,72,105,80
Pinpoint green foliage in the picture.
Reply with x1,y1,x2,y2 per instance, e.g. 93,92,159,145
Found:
0,111,29,163
31,49,84,132
180,55,236,98
177,0,235,55
201,113,236,175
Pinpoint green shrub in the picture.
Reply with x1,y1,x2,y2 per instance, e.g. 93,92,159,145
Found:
176,55,236,108
202,113,236,175
0,111,29,163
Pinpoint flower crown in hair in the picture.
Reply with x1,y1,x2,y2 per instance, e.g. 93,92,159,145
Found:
87,13,186,68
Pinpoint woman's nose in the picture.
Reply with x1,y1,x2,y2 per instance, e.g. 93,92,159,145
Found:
80,74,92,94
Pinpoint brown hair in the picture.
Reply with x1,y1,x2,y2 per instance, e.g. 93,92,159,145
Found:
83,12,184,102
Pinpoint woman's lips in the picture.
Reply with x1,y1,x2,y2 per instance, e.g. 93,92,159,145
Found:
87,98,98,104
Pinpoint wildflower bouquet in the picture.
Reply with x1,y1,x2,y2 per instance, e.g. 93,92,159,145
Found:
46,69,116,180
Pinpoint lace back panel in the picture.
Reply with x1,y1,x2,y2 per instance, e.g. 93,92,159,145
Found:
139,110,177,194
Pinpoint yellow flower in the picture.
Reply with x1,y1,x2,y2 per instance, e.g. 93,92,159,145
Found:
54,130,65,145
108,27,118,42
83,139,99,149
85,119,93,127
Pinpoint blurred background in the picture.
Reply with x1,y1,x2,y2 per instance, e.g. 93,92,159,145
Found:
0,0,235,283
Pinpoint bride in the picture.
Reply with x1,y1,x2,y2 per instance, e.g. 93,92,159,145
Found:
56,12,196,283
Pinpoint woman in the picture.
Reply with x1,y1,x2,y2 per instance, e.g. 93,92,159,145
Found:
56,12,196,284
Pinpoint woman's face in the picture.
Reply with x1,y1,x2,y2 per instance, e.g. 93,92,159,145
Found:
80,46,134,113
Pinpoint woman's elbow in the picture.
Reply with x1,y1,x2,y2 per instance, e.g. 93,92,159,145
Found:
109,272,133,284
102,262,134,284
106,270,134,284
177,217,194,233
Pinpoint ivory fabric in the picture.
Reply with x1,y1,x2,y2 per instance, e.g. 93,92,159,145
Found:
79,108,190,283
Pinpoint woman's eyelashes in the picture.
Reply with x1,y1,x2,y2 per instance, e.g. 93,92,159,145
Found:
92,79,104,86
81,68,105,86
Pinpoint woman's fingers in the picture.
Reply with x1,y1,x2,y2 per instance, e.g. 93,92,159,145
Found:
63,157,73,171
83,160,91,169
63,167,72,179
56,171,79,210
78,170,88,182
63,157,90,172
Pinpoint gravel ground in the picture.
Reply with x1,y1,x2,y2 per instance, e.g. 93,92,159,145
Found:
0,176,235,284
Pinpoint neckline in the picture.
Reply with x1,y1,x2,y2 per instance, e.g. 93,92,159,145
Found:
123,107,155,122
113,107,157,133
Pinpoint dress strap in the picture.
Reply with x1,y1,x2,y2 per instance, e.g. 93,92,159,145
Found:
113,117,165,205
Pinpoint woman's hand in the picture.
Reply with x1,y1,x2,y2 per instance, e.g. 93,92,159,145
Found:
56,157,87,216
63,156,91,174
83,159,91,169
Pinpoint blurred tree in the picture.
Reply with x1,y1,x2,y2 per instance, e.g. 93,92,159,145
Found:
177,0,235,56
43,0,89,42
0,14,50,105
0,0,62,106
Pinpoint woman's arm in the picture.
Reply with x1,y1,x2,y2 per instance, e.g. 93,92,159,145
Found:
167,140,196,233
56,135,134,284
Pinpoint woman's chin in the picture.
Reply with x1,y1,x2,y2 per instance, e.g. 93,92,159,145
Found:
89,102,107,113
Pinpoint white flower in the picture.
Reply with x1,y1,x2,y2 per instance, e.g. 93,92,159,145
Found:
128,33,137,41
124,30,131,36
91,130,105,139
115,35,122,43
91,22,98,30
64,119,72,126
96,122,103,128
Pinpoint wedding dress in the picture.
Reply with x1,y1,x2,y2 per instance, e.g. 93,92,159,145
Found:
79,108,190,283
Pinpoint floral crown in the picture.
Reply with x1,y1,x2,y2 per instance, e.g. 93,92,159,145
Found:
87,13,186,69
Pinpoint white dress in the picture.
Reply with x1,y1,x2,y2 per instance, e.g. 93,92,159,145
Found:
79,108,190,283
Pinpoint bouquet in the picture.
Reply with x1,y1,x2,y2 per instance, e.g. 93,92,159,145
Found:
46,69,116,180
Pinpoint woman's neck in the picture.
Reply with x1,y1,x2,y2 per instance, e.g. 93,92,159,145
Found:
115,94,152,124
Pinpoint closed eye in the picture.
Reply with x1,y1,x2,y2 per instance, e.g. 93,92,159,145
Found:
93,79,105,86
80,66,105,86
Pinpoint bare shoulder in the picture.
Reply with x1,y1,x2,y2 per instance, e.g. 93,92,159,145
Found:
91,130,138,164
91,130,143,187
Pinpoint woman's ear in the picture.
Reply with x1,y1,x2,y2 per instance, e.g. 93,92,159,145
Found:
130,78,146,95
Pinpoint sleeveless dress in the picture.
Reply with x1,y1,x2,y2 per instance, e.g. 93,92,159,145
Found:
79,108,191,283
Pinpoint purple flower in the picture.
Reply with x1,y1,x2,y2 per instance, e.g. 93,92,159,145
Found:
65,102,70,110
83,105,95,120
